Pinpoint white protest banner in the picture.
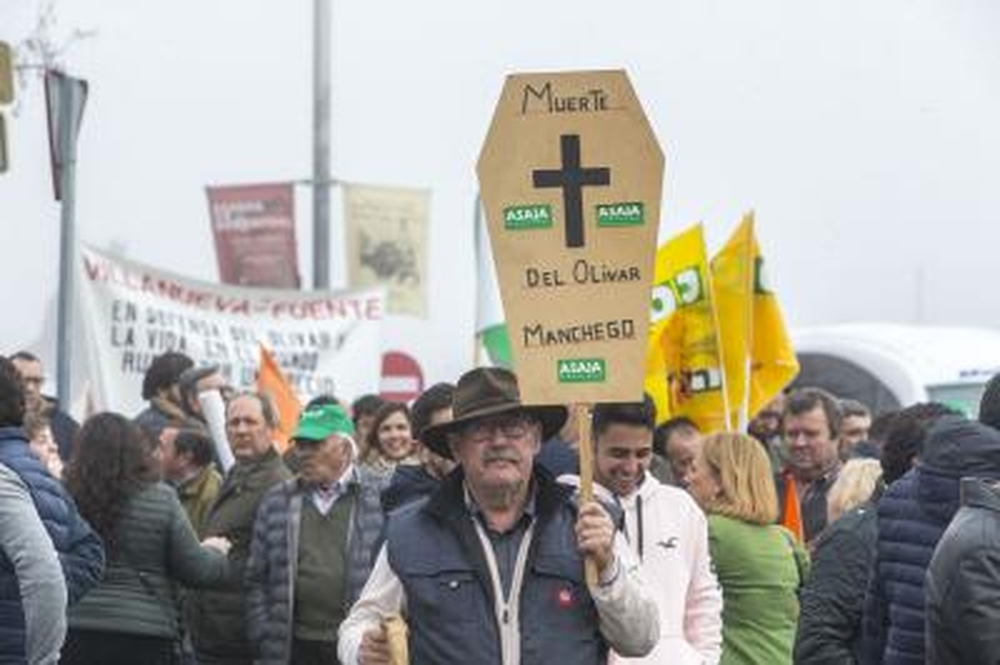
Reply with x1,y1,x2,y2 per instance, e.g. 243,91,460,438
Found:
78,245,385,417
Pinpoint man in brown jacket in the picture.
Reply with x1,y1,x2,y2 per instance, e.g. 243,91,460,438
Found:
160,427,222,537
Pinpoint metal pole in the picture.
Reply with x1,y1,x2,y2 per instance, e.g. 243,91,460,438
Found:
312,0,332,288
472,194,483,366
55,75,79,407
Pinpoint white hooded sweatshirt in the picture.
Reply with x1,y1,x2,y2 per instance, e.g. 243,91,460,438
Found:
610,472,723,665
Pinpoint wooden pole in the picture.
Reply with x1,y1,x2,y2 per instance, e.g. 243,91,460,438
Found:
576,403,599,587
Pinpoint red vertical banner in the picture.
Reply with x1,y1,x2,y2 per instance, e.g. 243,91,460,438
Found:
206,182,301,288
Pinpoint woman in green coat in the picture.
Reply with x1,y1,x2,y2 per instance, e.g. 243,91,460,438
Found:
687,432,809,665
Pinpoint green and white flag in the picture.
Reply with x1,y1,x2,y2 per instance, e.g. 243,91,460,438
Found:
475,197,512,368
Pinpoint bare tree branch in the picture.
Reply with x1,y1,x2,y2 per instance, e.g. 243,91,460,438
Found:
9,0,97,114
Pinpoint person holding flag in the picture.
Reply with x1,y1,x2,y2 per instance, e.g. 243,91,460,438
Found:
648,213,806,542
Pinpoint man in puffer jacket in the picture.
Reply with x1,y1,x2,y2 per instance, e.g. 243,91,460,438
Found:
862,412,1000,664
924,372,1000,664
0,356,105,663
794,402,958,665
925,476,1000,664
246,404,386,665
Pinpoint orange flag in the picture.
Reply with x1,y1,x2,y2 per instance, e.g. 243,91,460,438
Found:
781,471,805,542
256,345,301,452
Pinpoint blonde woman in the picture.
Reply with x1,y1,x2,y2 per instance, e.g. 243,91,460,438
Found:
826,458,883,525
687,432,809,665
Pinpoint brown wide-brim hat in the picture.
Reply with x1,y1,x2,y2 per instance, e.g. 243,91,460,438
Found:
422,367,568,460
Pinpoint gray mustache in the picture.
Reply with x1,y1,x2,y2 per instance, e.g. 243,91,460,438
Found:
482,449,520,464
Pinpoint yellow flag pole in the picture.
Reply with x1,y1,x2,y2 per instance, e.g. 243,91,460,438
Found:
576,403,599,588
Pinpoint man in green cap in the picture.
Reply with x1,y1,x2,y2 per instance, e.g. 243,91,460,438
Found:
245,402,387,665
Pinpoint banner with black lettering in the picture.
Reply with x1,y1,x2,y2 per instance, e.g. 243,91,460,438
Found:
78,245,385,416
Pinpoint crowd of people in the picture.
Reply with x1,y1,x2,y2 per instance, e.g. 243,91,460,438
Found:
2,348,1000,664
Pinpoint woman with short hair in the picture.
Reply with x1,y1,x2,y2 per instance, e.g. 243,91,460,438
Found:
687,432,809,665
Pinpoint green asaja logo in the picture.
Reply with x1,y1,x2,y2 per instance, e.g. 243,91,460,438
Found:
596,202,644,227
504,204,553,230
557,358,607,383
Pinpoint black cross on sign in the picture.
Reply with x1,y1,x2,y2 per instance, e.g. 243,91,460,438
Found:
532,134,611,248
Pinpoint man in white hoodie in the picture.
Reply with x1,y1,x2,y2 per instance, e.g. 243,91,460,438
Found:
591,397,723,665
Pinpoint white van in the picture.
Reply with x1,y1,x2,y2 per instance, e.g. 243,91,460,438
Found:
790,324,1000,416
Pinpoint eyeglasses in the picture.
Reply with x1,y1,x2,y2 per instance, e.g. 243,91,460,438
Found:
459,415,536,445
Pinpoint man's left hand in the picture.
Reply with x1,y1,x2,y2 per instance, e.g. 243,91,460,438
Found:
575,500,615,574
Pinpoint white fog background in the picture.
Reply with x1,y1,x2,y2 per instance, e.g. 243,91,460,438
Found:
1,0,999,395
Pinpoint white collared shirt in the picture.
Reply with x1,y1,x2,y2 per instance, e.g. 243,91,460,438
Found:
310,463,355,515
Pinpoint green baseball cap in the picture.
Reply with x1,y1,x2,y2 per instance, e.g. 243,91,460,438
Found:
293,404,355,441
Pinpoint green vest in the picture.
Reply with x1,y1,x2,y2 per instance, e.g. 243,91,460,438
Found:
294,492,354,641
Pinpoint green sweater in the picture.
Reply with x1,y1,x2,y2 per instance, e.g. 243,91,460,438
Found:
708,514,809,665
68,483,230,639
294,495,353,641
177,465,222,538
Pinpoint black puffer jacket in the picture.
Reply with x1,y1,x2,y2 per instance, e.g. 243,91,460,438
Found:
862,416,1000,665
926,477,1000,664
794,498,878,664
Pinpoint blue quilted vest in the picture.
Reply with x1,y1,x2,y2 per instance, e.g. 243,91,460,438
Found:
0,427,90,658
386,467,607,665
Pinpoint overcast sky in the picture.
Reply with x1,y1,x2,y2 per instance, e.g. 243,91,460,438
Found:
2,0,999,392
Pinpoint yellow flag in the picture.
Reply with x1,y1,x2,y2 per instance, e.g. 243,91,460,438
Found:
711,212,799,430
748,220,800,418
711,215,754,431
645,224,728,432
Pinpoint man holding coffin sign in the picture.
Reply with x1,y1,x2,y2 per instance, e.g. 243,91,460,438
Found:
340,70,665,664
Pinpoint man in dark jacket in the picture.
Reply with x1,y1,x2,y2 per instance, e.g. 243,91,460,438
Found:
925,477,1000,664
862,412,1000,665
777,388,844,543
246,403,385,665
793,402,957,664
187,391,291,665
134,351,195,440
924,373,1000,664
338,367,658,664
0,356,105,662
10,351,79,462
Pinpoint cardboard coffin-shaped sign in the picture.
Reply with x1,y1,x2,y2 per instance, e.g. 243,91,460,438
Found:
477,70,665,404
